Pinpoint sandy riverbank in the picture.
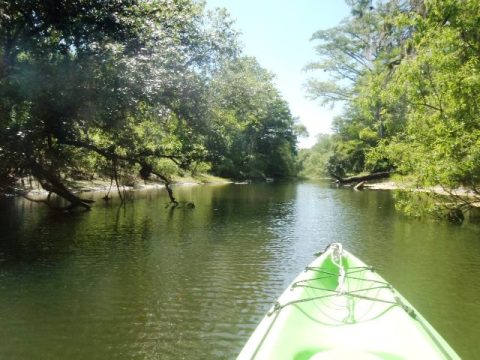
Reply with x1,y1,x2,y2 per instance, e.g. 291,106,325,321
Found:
363,180,480,207
16,175,232,200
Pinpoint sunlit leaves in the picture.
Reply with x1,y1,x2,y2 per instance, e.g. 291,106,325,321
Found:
376,0,480,189
0,0,242,193
207,57,298,179
305,0,480,220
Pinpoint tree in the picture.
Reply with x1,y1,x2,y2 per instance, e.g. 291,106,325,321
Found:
297,134,334,178
206,57,298,179
305,0,417,176
371,0,480,218
0,0,239,209
306,0,480,221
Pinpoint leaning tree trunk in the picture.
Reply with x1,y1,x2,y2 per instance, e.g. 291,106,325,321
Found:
28,160,94,211
59,139,181,207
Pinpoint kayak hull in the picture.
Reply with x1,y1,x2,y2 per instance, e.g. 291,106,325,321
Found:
237,244,460,360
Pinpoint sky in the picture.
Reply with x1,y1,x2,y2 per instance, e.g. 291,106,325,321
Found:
205,0,351,148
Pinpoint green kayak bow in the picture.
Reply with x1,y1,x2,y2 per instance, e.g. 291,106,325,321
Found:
237,243,460,360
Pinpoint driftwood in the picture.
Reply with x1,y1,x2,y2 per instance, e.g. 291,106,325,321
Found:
331,171,392,185
354,181,366,191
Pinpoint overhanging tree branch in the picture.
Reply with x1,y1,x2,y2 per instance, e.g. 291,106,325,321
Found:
59,138,181,204
28,160,94,211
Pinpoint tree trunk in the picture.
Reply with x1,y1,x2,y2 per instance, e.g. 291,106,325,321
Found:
150,169,178,206
59,139,181,207
331,171,392,184
28,160,94,210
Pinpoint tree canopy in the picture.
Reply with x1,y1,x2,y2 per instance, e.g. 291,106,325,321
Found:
0,0,300,209
304,0,480,220
207,57,298,179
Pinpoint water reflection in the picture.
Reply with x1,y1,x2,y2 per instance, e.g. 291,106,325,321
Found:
0,182,479,359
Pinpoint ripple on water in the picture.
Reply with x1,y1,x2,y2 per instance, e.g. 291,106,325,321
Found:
0,182,479,359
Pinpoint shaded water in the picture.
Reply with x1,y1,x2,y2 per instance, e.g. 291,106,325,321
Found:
0,181,479,359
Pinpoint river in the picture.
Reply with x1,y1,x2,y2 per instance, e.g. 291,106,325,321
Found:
0,181,479,359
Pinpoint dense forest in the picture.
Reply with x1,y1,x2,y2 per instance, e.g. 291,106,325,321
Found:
300,0,480,221
1,0,479,220
0,0,300,209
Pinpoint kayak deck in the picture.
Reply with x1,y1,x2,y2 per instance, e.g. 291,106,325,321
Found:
237,244,460,360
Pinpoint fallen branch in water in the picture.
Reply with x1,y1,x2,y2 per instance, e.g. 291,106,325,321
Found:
331,171,393,185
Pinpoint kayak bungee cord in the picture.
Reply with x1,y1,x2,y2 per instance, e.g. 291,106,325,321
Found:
267,244,417,321
239,243,460,360
269,278,411,317
239,244,460,360
297,246,455,359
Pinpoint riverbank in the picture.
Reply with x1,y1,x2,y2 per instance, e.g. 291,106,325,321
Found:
15,174,232,200
363,179,480,208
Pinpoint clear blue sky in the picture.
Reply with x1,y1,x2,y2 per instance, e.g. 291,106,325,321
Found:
205,0,350,148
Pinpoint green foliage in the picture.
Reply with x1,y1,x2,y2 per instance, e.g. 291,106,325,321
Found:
304,0,412,177
297,134,333,178
1,1,231,183
374,0,480,191
0,0,300,205
394,191,467,224
206,57,298,180
306,0,480,218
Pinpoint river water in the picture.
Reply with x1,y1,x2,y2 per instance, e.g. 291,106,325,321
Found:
0,181,479,359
